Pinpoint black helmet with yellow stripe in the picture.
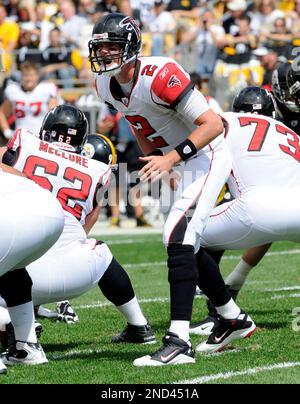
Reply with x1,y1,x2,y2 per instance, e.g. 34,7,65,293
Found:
82,133,117,169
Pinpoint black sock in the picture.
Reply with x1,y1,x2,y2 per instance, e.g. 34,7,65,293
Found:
98,258,135,306
0,268,32,307
205,249,225,265
167,244,198,321
196,249,231,307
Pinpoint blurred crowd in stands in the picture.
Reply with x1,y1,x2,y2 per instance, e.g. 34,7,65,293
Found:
0,0,299,226
1,0,300,115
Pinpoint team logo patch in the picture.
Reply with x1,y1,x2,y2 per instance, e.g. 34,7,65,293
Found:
83,143,95,159
167,75,182,88
160,67,169,80
183,145,192,154
68,128,77,135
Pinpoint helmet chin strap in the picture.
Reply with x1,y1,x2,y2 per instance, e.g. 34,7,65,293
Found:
101,54,138,77
102,64,122,77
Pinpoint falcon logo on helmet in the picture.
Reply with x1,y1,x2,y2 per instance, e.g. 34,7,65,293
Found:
119,16,141,42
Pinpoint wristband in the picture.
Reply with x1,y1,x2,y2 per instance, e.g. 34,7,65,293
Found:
175,139,197,161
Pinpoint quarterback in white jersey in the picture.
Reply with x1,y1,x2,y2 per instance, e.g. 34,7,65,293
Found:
0,105,155,350
0,163,64,373
89,13,256,364
201,110,300,250
0,61,60,139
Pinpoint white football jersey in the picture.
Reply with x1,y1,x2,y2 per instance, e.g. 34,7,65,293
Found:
222,112,300,197
4,81,60,134
95,56,212,153
6,128,111,226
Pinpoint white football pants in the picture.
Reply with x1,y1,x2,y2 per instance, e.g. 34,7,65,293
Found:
201,186,300,250
0,172,64,276
161,137,232,252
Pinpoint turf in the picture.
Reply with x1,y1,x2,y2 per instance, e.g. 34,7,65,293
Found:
1,235,300,384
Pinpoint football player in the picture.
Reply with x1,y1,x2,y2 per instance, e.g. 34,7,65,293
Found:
0,61,60,140
192,80,300,335
0,162,64,374
273,61,300,133
0,105,155,356
189,87,300,352
89,12,255,365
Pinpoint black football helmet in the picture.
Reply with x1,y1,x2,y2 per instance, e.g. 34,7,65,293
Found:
39,105,88,153
232,86,276,117
88,13,141,76
272,62,299,113
286,64,300,106
82,134,117,169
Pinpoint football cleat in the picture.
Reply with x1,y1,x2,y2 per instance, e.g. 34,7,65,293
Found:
190,287,240,336
190,314,220,336
133,332,195,367
195,286,203,296
196,310,256,354
2,340,48,366
0,321,43,351
0,357,7,374
56,301,79,324
112,323,156,344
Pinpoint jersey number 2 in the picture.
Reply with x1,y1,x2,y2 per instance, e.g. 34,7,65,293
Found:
125,115,169,148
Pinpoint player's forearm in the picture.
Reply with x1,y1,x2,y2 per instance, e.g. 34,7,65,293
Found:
168,112,224,164
189,117,224,149
83,205,101,234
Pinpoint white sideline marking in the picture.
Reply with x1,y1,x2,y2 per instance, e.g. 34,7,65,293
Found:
176,362,300,384
75,297,168,310
124,261,165,269
265,286,300,292
123,249,300,270
50,348,103,360
271,293,300,300
104,238,161,245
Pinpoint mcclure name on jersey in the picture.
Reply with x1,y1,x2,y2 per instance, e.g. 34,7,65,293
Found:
39,141,89,168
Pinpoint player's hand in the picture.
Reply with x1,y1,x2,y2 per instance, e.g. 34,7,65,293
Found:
139,154,177,183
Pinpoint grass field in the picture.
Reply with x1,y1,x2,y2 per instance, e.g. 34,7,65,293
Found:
1,234,300,384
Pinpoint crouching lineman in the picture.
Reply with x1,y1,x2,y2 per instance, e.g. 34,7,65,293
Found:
0,105,155,359
191,87,300,352
0,163,64,374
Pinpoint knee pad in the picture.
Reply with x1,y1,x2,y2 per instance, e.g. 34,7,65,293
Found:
0,268,32,307
167,244,198,283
